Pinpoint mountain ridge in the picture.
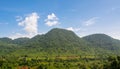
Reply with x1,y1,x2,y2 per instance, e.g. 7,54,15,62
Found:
0,28,120,56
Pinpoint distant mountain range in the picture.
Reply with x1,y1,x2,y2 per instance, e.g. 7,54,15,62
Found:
0,28,120,57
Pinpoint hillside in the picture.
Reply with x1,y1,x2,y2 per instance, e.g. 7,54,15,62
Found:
15,28,92,56
0,28,120,57
83,34,120,55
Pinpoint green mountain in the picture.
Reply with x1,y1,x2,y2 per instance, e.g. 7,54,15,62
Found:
21,28,92,56
0,37,12,43
12,37,30,45
83,34,120,55
0,28,120,57
0,38,19,55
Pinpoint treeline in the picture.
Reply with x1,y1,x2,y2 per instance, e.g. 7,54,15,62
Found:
0,55,120,69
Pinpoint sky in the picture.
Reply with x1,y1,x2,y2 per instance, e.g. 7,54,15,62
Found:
0,0,120,39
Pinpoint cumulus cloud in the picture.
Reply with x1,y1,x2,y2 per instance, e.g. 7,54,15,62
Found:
45,13,59,26
83,17,98,26
9,12,40,39
66,27,81,32
18,12,39,35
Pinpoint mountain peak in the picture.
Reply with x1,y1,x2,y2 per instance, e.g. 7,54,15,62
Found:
82,33,120,51
47,28,73,33
83,33,113,41
45,28,77,38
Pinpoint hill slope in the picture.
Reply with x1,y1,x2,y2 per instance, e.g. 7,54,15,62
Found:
83,34,120,55
20,28,92,56
0,28,120,57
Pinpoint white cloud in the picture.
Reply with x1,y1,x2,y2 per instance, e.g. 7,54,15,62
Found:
47,13,58,20
9,32,44,40
9,33,31,39
66,27,81,32
45,13,59,26
74,28,81,32
66,27,74,31
83,17,98,26
16,16,23,21
106,32,120,40
18,12,39,35
9,12,40,39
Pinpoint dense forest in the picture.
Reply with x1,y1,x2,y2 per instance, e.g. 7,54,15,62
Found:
0,28,120,69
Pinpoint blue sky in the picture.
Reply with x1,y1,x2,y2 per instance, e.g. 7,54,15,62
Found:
0,0,120,39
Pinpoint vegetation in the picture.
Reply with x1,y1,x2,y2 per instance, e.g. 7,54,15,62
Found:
0,28,120,69
0,55,120,69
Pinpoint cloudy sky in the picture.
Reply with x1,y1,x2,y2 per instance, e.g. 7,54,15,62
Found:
0,0,120,39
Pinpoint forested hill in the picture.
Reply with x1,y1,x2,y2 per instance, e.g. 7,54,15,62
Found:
0,28,120,56
82,34,120,55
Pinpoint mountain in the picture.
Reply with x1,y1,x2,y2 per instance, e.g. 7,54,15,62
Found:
0,28,120,57
0,37,12,43
83,34,120,55
23,28,92,56
0,37,19,55
12,37,30,45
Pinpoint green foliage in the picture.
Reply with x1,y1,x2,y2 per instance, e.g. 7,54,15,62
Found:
103,56,120,69
0,28,120,69
0,28,120,57
0,55,119,69
83,34,120,55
